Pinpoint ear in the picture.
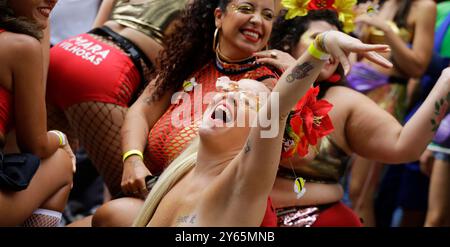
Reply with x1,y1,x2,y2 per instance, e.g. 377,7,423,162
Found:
214,7,224,29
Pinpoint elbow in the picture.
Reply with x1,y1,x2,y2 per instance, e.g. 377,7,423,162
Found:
388,148,423,164
411,66,427,78
404,64,427,78
17,138,53,159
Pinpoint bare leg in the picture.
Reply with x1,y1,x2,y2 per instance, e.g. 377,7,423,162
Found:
0,149,73,226
92,197,144,227
425,159,450,226
349,157,382,226
66,216,93,227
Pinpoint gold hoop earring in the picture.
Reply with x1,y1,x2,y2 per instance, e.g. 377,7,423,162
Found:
213,28,220,53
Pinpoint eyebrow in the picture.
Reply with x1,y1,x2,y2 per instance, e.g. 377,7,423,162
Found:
238,1,274,13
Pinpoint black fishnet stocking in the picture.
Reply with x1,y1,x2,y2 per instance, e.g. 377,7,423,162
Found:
65,102,126,197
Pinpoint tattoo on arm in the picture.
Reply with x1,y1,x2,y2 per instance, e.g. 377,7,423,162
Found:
430,93,450,132
143,96,154,105
244,140,251,154
286,62,314,83
131,159,141,167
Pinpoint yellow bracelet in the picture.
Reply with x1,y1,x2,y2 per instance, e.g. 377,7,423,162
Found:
307,42,331,61
123,149,144,162
49,130,67,147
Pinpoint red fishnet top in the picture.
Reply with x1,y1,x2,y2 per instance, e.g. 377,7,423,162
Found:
0,29,14,135
145,59,278,174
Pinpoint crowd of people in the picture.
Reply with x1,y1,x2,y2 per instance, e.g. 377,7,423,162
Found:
0,0,449,227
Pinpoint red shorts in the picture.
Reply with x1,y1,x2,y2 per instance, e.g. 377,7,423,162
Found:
47,34,140,109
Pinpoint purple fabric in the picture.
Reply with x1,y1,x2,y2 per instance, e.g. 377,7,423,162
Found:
347,62,389,92
433,113,450,148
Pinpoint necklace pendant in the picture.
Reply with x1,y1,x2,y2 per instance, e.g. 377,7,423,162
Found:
294,177,306,199
183,77,198,92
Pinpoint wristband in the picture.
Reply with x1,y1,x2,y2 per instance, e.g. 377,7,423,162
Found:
123,149,144,162
49,130,67,147
307,42,331,61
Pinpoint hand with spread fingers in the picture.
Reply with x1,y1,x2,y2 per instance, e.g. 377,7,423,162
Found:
121,156,151,198
257,31,391,75
319,31,391,74
254,49,296,72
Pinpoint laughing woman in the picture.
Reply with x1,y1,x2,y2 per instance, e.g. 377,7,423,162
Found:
0,0,74,226
92,0,282,226
133,30,393,226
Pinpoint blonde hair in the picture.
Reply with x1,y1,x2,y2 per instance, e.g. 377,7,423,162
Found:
133,138,200,226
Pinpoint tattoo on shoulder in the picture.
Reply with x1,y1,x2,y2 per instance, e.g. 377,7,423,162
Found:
431,92,450,132
245,140,251,154
286,62,314,83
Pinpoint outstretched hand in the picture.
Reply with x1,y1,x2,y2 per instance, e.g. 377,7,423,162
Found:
322,30,392,74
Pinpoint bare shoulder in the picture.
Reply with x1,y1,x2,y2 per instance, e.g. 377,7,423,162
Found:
413,0,436,9
412,0,436,15
323,85,368,105
7,33,42,59
0,32,41,61
323,85,380,118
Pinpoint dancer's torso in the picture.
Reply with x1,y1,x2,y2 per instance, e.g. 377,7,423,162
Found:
104,0,189,64
360,0,415,78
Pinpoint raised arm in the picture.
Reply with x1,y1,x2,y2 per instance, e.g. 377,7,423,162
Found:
355,1,436,77
345,67,450,163
120,80,172,197
92,0,117,28
233,31,391,197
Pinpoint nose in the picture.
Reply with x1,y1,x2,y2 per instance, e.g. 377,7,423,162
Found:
249,13,262,25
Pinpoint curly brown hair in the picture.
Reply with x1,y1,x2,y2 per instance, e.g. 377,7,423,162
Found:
151,0,230,101
0,0,42,39
270,9,346,98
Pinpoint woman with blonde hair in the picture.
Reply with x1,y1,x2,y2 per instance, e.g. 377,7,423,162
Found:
133,29,393,226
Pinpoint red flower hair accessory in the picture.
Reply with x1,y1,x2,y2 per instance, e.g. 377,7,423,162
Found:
281,86,335,158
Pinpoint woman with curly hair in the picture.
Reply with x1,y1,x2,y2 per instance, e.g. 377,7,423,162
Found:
131,30,393,227
0,0,75,226
347,0,436,226
250,0,447,227
45,0,190,197
258,6,362,226
91,0,282,226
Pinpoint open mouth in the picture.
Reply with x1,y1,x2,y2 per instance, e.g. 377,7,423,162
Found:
37,7,52,18
211,104,233,123
240,29,262,43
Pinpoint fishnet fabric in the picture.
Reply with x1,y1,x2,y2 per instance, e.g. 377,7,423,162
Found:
47,103,78,148
21,213,61,227
65,102,126,197
47,34,153,197
146,62,278,174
